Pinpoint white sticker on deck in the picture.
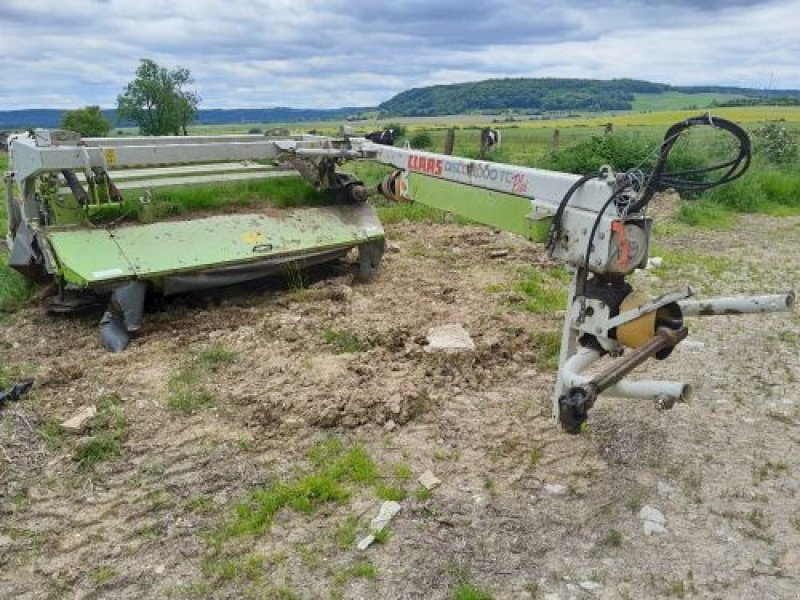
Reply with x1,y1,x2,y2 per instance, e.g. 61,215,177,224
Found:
91,268,124,279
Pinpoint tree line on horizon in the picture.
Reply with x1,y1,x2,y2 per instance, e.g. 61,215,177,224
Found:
5,70,799,136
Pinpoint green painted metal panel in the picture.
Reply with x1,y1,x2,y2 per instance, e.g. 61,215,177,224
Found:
408,173,549,241
46,203,383,286
46,230,136,285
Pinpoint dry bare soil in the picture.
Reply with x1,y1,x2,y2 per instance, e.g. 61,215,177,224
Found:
1,211,798,599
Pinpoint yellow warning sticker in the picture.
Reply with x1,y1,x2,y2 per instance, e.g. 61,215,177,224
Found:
104,148,117,167
241,231,265,244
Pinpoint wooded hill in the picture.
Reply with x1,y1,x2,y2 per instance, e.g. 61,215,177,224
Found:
376,78,800,116
3,78,799,128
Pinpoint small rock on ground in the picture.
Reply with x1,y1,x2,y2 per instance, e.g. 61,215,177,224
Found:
418,470,441,490
60,405,97,434
638,505,666,525
544,484,567,496
425,323,476,353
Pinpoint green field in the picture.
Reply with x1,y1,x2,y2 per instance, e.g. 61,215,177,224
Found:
631,91,746,111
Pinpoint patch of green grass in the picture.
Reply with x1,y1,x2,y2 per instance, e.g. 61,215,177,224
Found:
625,496,642,513
323,328,375,353
208,438,378,552
433,448,460,461
334,516,359,550
166,347,236,413
700,168,800,215
166,381,215,414
452,582,493,600
72,395,128,469
601,529,623,547
331,558,378,594
375,482,407,501
348,560,377,579
676,201,736,229
530,330,561,370
509,268,568,315
393,463,413,483
0,256,34,313
528,444,544,467
90,565,116,586
0,364,26,391
649,247,743,282
144,177,326,218
414,487,432,502
201,552,265,582
73,433,122,468
185,495,214,513
376,202,448,225
668,580,686,598
196,345,238,368
298,545,323,570
373,528,391,545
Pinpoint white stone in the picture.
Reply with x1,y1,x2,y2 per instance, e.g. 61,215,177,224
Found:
60,405,97,434
643,521,667,535
425,324,476,353
544,484,567,496
646,256,663,269
679,340,706,351
357,534,375,550
638,505,666,525
580,581,603,591
383,419,397,432
418,470,441,490
358,500,402,550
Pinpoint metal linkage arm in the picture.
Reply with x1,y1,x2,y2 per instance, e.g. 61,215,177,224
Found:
8,131,340,182
679,292,794,316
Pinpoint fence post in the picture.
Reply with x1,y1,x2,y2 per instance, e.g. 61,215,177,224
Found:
444,128,455,155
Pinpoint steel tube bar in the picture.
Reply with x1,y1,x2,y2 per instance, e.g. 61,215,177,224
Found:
679,292,795,317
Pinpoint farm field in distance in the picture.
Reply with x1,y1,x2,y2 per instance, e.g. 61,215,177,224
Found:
1,103,799,599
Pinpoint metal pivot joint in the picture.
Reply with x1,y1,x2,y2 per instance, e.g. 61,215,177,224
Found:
558,326,688,433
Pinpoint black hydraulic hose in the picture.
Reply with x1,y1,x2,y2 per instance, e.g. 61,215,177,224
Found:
630,114,751,213
546,171,600,251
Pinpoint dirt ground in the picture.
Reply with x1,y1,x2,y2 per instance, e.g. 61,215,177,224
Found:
0,210,798,599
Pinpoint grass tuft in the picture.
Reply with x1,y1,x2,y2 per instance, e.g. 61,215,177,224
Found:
90,565,117,586
73,395,128,469
452,583,493,600
208,438,378,552
530,330,561,370
323,328,376,353
166,345,236,414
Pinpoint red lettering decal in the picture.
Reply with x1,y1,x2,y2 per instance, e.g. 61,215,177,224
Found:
435,160,443,176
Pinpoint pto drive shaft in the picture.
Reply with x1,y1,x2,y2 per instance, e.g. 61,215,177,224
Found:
558,327,688,433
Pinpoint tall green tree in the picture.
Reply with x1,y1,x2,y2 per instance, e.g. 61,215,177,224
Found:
61,105,112,137
117,59,200,136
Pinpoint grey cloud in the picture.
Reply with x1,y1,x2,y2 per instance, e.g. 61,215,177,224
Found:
0,0,797,109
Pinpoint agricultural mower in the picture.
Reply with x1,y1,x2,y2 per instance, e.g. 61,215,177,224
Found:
3,116,794,431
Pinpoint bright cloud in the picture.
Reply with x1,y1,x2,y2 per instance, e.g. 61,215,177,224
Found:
0,0,797,109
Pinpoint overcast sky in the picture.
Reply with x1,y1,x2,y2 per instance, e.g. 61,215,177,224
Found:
1,0,798,110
